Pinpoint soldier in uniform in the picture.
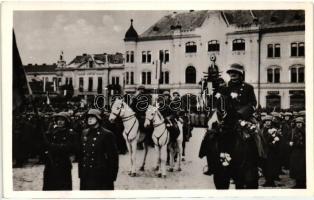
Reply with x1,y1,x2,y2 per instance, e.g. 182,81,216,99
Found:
129,85,153,148
280,112,293,170
78,109,119,190
289,117,306,188
42,112,76,190
211,64,258,189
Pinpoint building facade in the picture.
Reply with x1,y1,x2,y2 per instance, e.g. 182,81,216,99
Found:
25,52,125,100
123,10,305,110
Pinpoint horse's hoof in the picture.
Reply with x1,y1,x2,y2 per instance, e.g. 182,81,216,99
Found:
168,168,174,172
181,157,185,162
162,175,167,178
128,171,132,175
177,168,182,172
154,166,159,171
157,173,162,178
139,166,145,171
131,173,137,177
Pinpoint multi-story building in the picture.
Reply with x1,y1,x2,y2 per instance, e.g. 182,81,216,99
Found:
123,10,305,110
25,52,125,100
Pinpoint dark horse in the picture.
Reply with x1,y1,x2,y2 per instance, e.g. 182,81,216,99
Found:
201,97,261,189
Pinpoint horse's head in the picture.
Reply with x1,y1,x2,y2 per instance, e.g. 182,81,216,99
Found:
109,98,125,122
144,105,157,127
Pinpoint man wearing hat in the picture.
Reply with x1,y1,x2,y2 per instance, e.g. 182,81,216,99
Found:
289,117,306,188
42,111,76,190
78,109,119,190
280,112,293,170
215,63,258,189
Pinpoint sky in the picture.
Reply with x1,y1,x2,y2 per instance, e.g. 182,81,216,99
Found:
14,11,172,65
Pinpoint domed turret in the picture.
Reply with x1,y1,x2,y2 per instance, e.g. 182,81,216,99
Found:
124,19,138,42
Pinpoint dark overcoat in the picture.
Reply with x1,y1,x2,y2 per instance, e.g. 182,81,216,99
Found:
43,127,75,190
78,126,119,190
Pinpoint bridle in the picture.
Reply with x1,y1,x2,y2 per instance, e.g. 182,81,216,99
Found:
111,101,136,122
146,107,168,147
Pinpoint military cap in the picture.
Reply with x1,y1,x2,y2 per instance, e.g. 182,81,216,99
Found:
172,91,180,96
295,117,305,124
284,112,293,116
293,111,298,116
227,63,245,75
87,109,102,121
263,115,273,121
298,110,306,116
53,111,70,123
261,112,267,116
163,91,170,96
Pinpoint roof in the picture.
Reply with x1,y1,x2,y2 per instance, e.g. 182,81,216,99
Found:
139,10,209,40
24,64,57,73
67,53,124,67
124,19,139,41
137,10,305,40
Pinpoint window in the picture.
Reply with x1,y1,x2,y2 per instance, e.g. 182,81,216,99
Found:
232,39,245,51
267,43,281,58
130,51,134,63
160,71,170,84
266,94,281,110
88,77,93,92
79,77,84,92
185,41,197,53
97,77,102,94
267,67,281,83
185,66,196,84
130,72,134,84
208,40,220,52
69,78,73,86
141,71,151,85
291,42,305,57
112,76,120,85
89,60,93,68
126,72,129,84
290,90,305,110
147,51,151,63
126,51,129,63
65,77,69,85
142,51,147,63
165,50,169,62
290,65,305,83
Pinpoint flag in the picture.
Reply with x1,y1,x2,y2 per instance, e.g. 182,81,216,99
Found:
13,30,32,110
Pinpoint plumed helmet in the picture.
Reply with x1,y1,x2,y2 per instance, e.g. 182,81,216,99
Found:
227,63,245,75
87,109,102,121
53,111,70,123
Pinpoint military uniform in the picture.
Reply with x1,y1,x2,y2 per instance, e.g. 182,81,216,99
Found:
78,126,119,190
42,112,76,190
289,117,306,188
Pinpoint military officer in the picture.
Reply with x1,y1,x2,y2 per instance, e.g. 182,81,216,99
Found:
42,111,76,190
78,109,119,190
289,117,306,188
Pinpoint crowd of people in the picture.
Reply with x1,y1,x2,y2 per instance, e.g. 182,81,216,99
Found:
12,63,306,190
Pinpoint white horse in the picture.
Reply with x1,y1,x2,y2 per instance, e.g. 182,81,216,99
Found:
109,98,141,177
144,105,183,177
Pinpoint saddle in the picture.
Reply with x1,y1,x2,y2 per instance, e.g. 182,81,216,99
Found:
165,119,180,143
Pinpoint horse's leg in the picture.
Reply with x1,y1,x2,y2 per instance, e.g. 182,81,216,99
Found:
130,138,138,176
160,144,168,178
182,140,186,161
155,145,161,175
168,144,174,172
177,140,182,171
140,139,148,171
124,136,132,175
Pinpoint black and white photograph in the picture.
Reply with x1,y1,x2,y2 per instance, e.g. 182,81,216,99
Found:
1,1,314,198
